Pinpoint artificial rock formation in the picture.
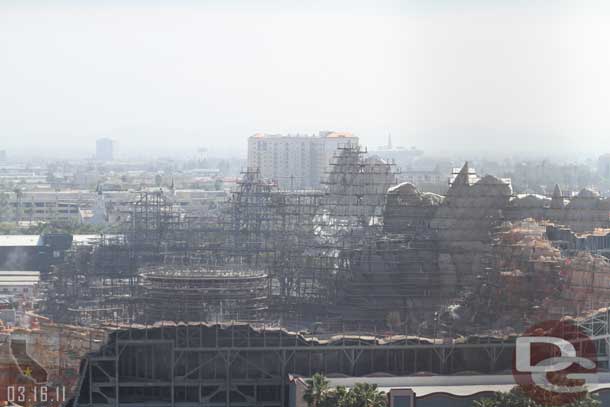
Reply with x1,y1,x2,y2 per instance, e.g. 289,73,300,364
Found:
361,163,610,333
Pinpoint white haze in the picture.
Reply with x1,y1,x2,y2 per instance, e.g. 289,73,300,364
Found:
0,1,609,159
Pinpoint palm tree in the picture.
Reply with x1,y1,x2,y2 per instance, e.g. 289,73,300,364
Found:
13,187,22,223
319,386,351,407
0,191,14,222
304,375,388,407
474,387,600,407
349,383,387,407
304,373,330,407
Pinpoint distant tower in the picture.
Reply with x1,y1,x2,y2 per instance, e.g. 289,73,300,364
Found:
598,154,610,179
449,162,472,187
197,148,208,164
456,161,469,183
91,183,107,224
169,177,176,196
551,184,565,209
96,138,115,161
387,133,393,150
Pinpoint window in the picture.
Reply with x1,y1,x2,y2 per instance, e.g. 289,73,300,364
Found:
389,390,415,407
393,397,412,407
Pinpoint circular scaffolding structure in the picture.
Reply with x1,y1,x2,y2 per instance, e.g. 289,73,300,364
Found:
141,266,269,323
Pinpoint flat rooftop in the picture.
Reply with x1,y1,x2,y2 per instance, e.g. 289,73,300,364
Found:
0,235,41,247
294,374,610,397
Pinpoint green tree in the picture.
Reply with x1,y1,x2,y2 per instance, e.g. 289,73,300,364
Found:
21,220,112,235
304,373,330,407
319,386,354,407
13,187,22,222
474,387,600,407
0,192,14,222
347,383,387,407
304,375,387,407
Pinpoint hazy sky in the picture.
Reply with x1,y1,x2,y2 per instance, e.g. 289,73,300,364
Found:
1,0,609,158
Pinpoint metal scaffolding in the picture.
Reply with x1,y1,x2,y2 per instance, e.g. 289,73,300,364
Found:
71,307,610,407
141,266,269,323
72,323,514,407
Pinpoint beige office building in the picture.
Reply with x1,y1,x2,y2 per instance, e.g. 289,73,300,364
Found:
247,131,358,190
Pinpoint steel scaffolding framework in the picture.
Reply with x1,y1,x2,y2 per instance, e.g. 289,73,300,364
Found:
72,323,513,407
71,308,610,407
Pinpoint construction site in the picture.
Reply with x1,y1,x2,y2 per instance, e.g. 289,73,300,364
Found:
6,143,610,405
70,308,610,407
43,144,406,331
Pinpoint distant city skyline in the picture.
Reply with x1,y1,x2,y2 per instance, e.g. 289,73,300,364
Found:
1,0,609,159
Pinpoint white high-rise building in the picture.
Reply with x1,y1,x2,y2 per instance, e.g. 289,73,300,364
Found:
247,131,358,190
598,154,610,179
95,138,115,161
